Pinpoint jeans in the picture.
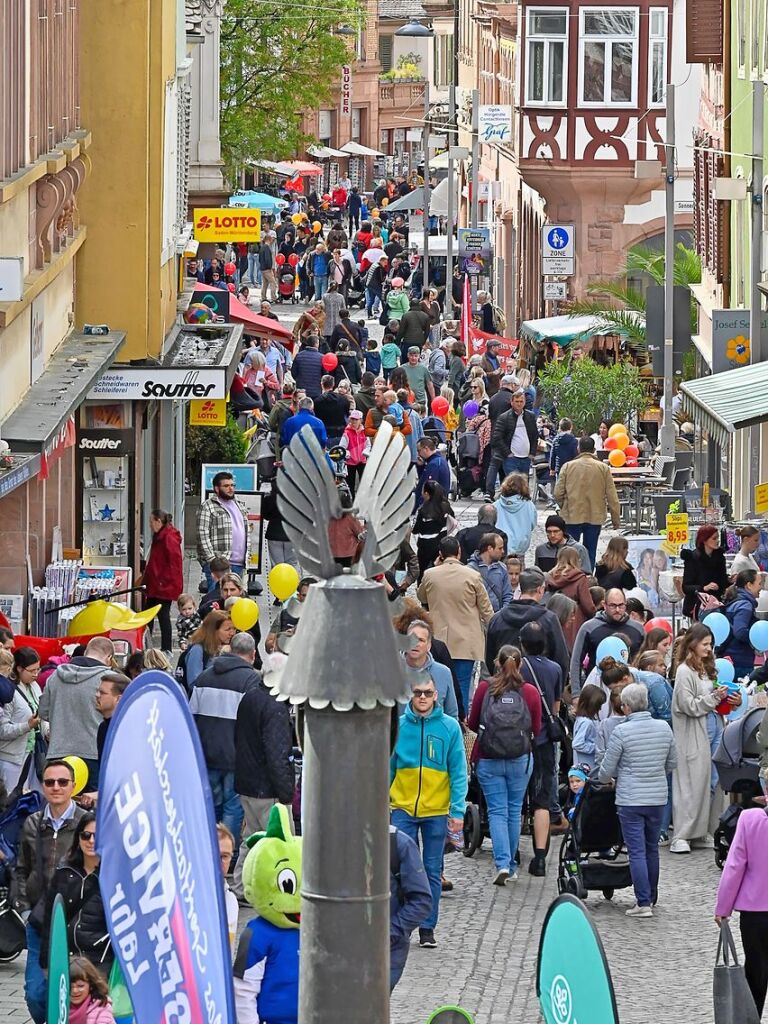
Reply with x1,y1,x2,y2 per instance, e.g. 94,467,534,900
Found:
476,755,533,872
313,274,329,300
366,287,382,317
203,561,245,592
565,523,602,572
390,810,447,930
208,769,244,841
267,540,299,573
485,454,504,497
617,804,664,906
502,456,531,478
247,253,262,285
453,659,475,712
25,923,46,1024
706,711,723,794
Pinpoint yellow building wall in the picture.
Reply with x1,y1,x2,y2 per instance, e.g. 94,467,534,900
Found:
0,310,32,421
76,0,179,362
0,192,30,274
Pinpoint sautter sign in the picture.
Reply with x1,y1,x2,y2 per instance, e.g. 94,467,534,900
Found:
88,368,227,400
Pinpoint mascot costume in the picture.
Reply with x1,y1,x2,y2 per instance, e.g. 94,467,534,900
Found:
233,804,301,1024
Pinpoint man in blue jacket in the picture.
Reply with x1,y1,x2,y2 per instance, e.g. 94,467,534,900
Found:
290,335,324,399
280,397,328,450
415,436,451,506
468,534,513,611
549,418,578,478
390,825,432,990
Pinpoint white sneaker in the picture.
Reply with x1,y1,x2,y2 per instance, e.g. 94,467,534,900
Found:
626,905,653,918
669,838,691,854
693,834,714,849
508,870,519,881
493,869,509,886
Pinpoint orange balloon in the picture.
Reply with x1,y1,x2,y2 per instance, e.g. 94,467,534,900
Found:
608,424,627,438
613,432,630,451
608,449,627,467
604,437,618,451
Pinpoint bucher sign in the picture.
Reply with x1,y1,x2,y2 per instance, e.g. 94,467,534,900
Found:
193,207,261,243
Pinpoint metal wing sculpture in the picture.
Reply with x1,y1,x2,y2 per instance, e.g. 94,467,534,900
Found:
354,421,416,579
277,425,344,580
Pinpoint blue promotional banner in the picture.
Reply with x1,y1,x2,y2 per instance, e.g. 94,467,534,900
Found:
97,671,235,1024
537,895,619,1024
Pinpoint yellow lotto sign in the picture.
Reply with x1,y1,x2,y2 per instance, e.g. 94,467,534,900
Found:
189,399,227,426
193,208,261,243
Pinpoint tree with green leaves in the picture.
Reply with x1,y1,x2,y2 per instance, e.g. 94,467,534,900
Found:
220,0,363,183
537,358,647,435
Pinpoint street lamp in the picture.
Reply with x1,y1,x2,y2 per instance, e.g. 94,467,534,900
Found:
395,18,434,292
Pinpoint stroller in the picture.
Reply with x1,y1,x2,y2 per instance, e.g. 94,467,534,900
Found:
556,780,633,901
0,781,44,962
454,429,482,499
247,421,277,485
346,272,366,309
277,267,297,303
713,706,765,868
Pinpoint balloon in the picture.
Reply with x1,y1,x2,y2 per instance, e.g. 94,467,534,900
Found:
231,597,259,631
626,457,639,467
613,432,630,451
322,193,331,201
68,600,130,636
291,213,302,225
63,756,88,797
596,636,630,665
749,619,768,651
312,221,322,234
371,208,380,218
269,563,300,602
608,424,627,438
715,658,736,683
715,679,740,716
645,617,674,636
275,253,286,265
322,353,338,371
381,197,389,206
224,261,236,276
463,400,479,418
604,437,618,451
704,611,730,646
184,303,212,324
227,282,236,293
608,449,627,467
288,253,299,267
432,396,450,416
625,444,640,457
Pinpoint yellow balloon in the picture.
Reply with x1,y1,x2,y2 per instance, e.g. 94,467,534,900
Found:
608,449,627,467
608,423,627,438
63,756,89,797
371,208,380,218
291,213,302,225
231,597,260,631
269,563,300,602
68,600,128,636
312,221,322,234
613,432,630,451
113,607,162,630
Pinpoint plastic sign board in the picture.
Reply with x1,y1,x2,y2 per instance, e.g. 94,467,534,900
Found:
458,228,492,276
543,282,567,301
193,207,261,243
478,105,513,144
537,895,619,1024
664,511,689,556
755,482,768,514
189,398,227,426
89,367,227,400
541,225,575,276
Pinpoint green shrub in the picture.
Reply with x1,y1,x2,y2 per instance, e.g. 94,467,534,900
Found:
186,414,248,494
537,358,646,435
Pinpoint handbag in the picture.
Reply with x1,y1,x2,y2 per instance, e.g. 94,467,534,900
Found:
523,657,568,744
713,920,760,1024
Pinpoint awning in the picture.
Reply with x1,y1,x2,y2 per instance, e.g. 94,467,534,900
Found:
308,144,348,159
386,187,425,213
228,191,287,214
2,330,125,453
680,361,768,447
429,176,458,215
340,141,384,157
519,314,643,346
277,161,323,176
226,294,294,341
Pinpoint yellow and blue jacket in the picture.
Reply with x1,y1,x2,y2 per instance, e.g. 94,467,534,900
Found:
390,703,467,819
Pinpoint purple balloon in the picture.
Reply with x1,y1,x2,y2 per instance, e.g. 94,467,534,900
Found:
463,400,480,418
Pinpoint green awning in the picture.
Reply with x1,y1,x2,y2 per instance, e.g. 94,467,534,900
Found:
680,361,768,447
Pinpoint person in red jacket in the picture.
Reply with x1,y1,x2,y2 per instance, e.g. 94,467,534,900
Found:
141,509,184,655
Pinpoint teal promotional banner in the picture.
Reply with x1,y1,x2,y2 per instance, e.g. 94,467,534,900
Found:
537,895,619,1024
46,894,69,1024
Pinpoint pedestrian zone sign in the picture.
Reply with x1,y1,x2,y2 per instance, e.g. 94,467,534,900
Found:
541,225,574,276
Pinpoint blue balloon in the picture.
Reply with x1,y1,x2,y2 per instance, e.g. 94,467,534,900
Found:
749,620,768,652
705,612,730,647
596,636,630,665
715,658,736,684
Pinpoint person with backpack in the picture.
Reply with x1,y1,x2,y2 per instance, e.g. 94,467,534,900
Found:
389,824,432,990
176,610,236,693
467,647,542,886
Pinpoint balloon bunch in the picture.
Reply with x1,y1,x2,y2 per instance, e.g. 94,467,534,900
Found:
604,424,640,468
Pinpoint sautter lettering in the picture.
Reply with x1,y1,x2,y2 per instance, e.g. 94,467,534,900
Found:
141,371,217,399
79,437,121,451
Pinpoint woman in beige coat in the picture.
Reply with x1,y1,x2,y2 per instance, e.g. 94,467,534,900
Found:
670,623,737,854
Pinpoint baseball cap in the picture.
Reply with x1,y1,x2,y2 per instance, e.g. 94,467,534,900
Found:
487,339,501,347
349,409,363,420
407,346,421,355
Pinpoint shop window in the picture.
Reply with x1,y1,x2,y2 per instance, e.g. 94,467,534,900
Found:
525,8,567,105
649,9,667,106
578,8,638,106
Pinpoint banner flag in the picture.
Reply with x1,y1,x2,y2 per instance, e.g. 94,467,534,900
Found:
97,670,235,1024
537,895,620,1024
460,274,472,352
47,894,69,1024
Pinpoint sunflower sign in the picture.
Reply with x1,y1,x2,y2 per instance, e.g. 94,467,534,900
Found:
711,310,768,373
725,334,750,365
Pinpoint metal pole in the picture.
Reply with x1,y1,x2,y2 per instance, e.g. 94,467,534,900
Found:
749,79,765,498
423,81,430,293
660,83,676,459
444,84,456,317
470,88,480,310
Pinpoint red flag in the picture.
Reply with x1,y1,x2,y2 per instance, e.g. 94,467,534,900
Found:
460,274,471,352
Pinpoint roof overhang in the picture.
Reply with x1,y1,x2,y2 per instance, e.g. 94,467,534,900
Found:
680,360,768,447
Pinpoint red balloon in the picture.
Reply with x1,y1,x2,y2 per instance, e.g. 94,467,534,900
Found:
275,253,286,266
288,253,299,267
227,282,236,292
625,444,640,458
625,456,639,467
432,396,450,416
645,617,674,636
224,261,236,275
604,437,618,450
321,353,338,371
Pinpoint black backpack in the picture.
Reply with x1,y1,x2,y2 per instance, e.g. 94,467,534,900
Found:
174,646,210,697
478,687,532,759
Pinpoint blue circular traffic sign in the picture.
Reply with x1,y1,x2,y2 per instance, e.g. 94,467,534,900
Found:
547,227,570,251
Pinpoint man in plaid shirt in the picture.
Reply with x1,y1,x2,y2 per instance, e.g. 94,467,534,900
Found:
197,472,250,591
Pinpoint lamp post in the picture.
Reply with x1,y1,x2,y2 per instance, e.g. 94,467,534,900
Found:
395,18,434,291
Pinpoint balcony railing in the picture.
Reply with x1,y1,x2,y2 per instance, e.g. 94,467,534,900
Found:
379,80,427,108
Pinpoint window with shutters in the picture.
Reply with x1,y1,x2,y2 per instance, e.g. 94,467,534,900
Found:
434,34,454,88
380,35,394,73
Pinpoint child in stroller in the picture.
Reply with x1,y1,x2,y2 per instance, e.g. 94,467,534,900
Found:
0,780,42,962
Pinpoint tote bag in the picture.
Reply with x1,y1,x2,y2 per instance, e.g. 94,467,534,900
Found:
713,920,760,1024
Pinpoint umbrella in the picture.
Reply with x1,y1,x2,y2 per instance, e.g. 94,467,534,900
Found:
228,191,287,214
361,248,386,265
276,161,323,176
384,187,425,213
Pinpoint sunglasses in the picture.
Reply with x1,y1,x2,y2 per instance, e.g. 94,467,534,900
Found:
43,778,72,788
80,831,96,842
412,688,435,698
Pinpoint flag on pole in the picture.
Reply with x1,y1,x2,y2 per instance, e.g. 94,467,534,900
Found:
460,273,471,352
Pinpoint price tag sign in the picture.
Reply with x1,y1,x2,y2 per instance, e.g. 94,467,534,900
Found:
755,481,768,514
665,512,689,555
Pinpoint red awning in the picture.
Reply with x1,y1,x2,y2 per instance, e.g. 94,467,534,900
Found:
228,295,294,341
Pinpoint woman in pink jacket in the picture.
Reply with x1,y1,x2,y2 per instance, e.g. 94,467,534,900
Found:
714,804,768,1015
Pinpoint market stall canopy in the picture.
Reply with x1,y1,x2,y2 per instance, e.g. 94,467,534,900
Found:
519,313,645,346
429,176,458,215
227,294,294,341
308,144,348,159
385,187,425,213
277,160,323,176
340,141,384,157
229,191,287,214
680,361,768,447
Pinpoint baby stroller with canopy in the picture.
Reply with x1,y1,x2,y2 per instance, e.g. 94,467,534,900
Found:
277,266,297,303
454,429,483,499
0,780,44,962
712,706,765,868
556,780,633,901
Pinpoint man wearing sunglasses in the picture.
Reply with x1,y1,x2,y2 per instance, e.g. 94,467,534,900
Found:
12,759,85,1024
